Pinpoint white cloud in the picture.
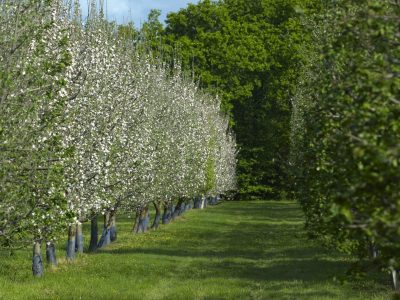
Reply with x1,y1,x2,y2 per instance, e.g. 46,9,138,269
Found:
79,0,197,26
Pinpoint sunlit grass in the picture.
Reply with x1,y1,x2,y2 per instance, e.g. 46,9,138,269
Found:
0,201,393,299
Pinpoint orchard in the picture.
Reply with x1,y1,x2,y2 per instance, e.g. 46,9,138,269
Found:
0,0,398,299
0,0,236,277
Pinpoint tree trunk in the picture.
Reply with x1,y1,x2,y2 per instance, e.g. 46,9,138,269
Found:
89,215,98,252
75,223,84,254
32,240,44,277
209,196,218,205
133,206,149,234
162,204,172,225
180,200,187,215
144,209,150,231
393,269,399,291
172,199,184,220
45,241,57,266
132,211,140,233
110,213,117,242
369,242,378,259
186,200,193,210
66,224,76,261
97,212,111,248
194,197,201,209
151,202,162,230
200,196,206,209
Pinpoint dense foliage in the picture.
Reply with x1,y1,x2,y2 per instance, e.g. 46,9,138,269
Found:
0,0,237,276
290,0,400,289
161,0,314,198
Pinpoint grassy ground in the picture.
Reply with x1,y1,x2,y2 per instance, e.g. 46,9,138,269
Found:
0,201,394,299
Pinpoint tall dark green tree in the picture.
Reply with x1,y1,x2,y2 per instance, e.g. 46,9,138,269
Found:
164,0,314,198
140,9,165,53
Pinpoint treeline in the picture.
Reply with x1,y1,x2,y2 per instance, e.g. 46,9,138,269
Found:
135,0,399,290
0,0,236,276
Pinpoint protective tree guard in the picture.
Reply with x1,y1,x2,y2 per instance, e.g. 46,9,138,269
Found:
211,195,220,205
180,199,188,215
184,199,190,213
89,215,98,252
193,197,201,209
45,241,57,266
186,200,193,210
110,213,117,242
133,206,149,234
32,240,44,277
66,224,76,261
143,211,150,230
75,223,84,254
97,212,111,248
393,269,399,291
200,196,207,209
162,204,173,225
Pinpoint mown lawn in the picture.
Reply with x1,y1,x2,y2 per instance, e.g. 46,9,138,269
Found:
0,201,394,299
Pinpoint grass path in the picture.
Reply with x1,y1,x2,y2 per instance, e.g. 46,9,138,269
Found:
0,201,393,299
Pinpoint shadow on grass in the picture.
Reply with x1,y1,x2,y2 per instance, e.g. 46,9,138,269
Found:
105,202,354,287
109,246,350,282
0,200,391,299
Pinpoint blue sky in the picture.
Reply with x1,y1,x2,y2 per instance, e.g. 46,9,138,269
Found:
79,0,197,27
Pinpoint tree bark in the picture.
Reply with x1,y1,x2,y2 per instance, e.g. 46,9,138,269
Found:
45,241,57,266
66,224,76,261
162,204,172,224
172,199,184,220
132,212,140,233
151,202,162,230
89,215,98,252
32,240,44,277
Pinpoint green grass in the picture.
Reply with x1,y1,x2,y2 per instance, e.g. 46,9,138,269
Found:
0,201,394,299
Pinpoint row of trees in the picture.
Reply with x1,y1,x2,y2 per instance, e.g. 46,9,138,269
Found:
290,0,400,290
0,0,237,277
128,0,311,199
